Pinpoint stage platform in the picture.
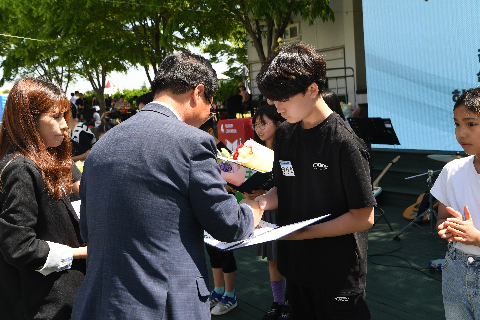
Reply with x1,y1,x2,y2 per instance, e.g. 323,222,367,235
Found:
206,200,446,319
205,148,451,319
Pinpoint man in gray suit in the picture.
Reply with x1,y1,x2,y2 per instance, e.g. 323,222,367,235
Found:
72,52,263,320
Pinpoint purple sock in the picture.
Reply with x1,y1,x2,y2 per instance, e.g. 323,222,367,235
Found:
271,280,284,305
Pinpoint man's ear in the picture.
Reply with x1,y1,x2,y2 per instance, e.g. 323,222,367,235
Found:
192,84,206,106
207,128,214,135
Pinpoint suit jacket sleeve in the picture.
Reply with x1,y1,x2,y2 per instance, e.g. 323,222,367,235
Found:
188,138,254,243
79,176,88,243
0,158,50,271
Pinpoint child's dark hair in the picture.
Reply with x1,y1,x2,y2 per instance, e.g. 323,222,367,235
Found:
252,105,285,146
256,43,326,102
454,87,480,114
199,117,214,132
97,122,113,135
136,92,153,107
321,89,346,121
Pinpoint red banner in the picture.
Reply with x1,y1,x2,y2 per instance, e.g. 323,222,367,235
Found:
217,118,254,152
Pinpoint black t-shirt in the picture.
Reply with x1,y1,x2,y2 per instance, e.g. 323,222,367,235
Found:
105,97,112,108
273,112,376,294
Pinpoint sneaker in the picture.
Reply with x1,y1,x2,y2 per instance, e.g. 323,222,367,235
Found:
211,294,237,315
261,302,283,320
278,304,291,319
209,291,223,309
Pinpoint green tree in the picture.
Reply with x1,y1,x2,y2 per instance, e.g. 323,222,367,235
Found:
0,41,77,93
0,0,135,110
206,0,335,63
118,0,234,85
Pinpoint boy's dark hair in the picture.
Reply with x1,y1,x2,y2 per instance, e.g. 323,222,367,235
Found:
256,43,326,102
136,92,153,106
454,87,480,114
151,52,218,102
71,93,74,97
252,105,285,146
71,102,77,119
97,122,113,135
199,117,214,132
321,89,346,121
120,95,125,99
75,90,79,94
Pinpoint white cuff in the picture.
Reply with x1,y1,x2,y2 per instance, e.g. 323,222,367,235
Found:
37,241,73,276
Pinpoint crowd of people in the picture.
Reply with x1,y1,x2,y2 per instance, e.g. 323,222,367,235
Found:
0,42,476,320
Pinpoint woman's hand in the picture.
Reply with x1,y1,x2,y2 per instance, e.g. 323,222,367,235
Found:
242,189,265,200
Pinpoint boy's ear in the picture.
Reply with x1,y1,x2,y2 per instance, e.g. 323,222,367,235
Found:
308,83,319,98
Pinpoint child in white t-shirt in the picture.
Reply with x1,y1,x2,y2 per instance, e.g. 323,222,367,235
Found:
431,87,480,320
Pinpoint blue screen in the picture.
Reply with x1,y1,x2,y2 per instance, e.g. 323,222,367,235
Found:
363,0,480,151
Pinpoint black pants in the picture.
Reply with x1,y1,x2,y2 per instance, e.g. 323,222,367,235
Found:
286,278,371,320
205,244,237,273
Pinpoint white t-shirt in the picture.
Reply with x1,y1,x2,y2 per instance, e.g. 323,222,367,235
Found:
70,96,78,105
431,155,480,255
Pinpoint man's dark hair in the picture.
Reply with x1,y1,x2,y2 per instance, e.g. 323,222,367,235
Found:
71,93,74,97
256,43,326,102
136,92,154,107
199,117,214,132
454,87,480,114
321,89,346,121
151,52,218,102
120,95,125,99
75,90,79,94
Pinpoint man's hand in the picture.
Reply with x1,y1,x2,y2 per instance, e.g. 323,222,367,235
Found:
240,199,264,227
445,206,480,246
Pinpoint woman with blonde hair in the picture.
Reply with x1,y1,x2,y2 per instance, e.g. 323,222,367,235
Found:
0,78,87,319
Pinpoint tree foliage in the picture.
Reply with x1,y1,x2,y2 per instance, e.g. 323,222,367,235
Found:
0,0,333,99
205,0,334,63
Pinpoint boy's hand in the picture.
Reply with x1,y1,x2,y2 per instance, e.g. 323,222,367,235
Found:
240,199,264,227
255,195,267,210
437,220,454,242
445,206,480,246
437,207,463,242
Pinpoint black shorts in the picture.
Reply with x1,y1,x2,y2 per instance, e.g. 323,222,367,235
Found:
287,278,371,320
205,244,237,273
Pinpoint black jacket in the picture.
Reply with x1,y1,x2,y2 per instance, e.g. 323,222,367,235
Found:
0,153,85,320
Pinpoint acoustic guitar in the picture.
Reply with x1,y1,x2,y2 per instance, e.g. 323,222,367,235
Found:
373,156,400,187
402,193,439,221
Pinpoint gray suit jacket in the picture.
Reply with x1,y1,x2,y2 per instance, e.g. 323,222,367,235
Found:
72,102,254,320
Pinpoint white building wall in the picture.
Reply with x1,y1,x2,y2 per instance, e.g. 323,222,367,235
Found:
247,0,365,106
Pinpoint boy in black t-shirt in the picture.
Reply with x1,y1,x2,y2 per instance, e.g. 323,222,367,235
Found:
255,43,376,319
